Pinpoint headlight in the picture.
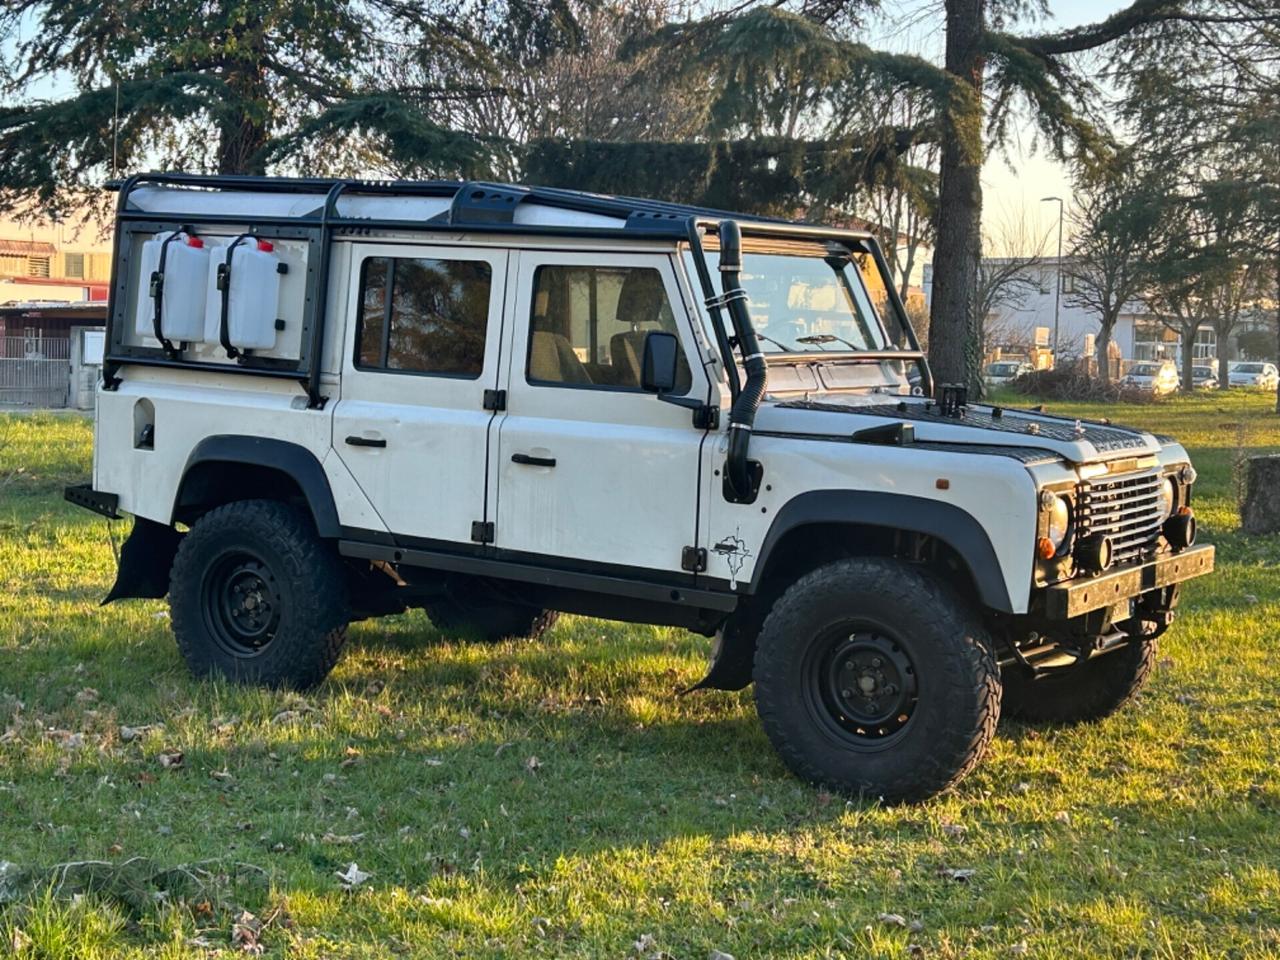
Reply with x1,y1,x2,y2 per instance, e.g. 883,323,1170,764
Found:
1045,493,1071,549
1156,477,1176,523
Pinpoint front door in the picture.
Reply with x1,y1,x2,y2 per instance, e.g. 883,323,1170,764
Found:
493,250,711,574
333,244,507,545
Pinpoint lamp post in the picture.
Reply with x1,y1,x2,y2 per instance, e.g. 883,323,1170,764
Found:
1042,196,1064,367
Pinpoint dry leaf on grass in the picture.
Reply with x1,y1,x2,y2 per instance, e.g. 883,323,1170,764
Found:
158,750,184,769
335,862,371,890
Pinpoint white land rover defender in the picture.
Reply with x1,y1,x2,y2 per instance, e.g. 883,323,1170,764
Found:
66,174,1215,802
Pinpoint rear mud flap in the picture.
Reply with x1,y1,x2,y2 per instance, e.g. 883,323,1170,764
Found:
102,518,184,604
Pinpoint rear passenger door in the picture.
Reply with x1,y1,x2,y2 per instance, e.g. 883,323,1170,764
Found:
333,244,506,545
493,251,709,575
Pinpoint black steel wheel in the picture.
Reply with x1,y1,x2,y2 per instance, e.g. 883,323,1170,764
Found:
753,558,1000,803
804,628,920,749
201,551,283,657
170,500,349,688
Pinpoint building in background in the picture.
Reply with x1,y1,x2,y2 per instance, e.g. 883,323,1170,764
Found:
924,257,1229,370
0,215,112,332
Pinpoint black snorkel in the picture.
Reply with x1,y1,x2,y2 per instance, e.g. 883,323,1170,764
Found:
718,220,766,504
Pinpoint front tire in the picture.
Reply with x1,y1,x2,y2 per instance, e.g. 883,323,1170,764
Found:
753,558,1001,804
169,500,350,689
1001,636,1157,724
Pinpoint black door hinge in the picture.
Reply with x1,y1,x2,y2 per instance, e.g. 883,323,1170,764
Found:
693,405,720,430
483,389,507,411
470,520,495,544
681,546,708,573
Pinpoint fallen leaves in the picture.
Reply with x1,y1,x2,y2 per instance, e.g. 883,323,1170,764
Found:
334,862,371,890
158,749,184,769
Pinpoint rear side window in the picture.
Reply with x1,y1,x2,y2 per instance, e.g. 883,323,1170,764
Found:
356,256,491,377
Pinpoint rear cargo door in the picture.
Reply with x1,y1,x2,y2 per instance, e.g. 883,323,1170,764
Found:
332,244,507,546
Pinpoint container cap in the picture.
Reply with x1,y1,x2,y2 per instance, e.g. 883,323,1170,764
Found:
186,236,204,248
256,239,274,252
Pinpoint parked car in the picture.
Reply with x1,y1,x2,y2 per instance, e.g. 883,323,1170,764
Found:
1121,361,1180,395
1228,361,1279,390
1187,365,1219,390
65,173,1214,803
984,360,1033,387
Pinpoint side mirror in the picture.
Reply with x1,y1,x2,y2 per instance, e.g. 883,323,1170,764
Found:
641,331,680,394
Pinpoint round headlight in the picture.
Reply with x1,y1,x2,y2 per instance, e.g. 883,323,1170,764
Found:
1047,494,1071,549
1156,477,1176,524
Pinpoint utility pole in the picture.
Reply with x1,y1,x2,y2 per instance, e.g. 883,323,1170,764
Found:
1042,196,1064,368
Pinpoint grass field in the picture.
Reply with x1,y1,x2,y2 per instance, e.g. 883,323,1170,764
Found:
1,392,1279,959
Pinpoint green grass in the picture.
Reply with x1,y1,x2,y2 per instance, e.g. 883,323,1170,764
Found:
2,394,1279,958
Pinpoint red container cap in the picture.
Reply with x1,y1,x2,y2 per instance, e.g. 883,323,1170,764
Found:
256,239,274,252
186,236,204,248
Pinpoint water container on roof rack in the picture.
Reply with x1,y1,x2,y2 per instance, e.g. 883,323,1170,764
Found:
203,237,286,354
133,232,213,343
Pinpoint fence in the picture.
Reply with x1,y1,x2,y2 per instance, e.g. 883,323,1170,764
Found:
0,336,71,407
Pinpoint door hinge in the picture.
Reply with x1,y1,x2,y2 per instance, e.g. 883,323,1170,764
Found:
483,389,507,411
693,405,720,430
470,520,495,544
681,546,708,573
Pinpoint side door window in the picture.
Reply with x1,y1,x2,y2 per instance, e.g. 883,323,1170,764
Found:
334,245,506,545
526,264,693,393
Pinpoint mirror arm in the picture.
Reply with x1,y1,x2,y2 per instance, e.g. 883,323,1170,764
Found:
658,392,720,430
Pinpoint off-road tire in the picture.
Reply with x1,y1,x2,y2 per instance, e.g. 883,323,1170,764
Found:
425,596,559,644
169,499,349,689
753,558,1001,804
1001,636,1157,724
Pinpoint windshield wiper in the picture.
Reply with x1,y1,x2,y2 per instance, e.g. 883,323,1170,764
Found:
797,333,861,351
754,333,794,352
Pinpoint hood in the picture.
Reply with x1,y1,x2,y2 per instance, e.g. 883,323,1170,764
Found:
758,394,1161,463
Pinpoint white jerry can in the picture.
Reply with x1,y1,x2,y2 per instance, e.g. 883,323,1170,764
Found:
204,238,285,353
133,233,211,343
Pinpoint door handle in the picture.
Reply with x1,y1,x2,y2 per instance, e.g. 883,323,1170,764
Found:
345,435,387,448
511,453,556,468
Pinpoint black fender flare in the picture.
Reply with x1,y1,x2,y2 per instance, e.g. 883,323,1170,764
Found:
748,490,1014,612
173,435,340,537
691,490,1015,692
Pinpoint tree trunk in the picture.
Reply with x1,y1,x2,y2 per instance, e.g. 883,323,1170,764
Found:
1275,251,1280,413
216,38,270,175
928,0,986,394
1217,327,1232,391
1180,321,1197,394
1096,322,1112,384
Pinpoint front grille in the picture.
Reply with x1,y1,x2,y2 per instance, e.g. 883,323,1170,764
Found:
1076,469,1164,565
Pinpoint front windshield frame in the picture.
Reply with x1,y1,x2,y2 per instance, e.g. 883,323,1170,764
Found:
682,240,908,357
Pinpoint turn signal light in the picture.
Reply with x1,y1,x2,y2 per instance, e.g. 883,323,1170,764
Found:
1037,537,1056,560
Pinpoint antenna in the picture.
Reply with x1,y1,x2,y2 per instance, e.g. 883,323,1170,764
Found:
111,80,120,179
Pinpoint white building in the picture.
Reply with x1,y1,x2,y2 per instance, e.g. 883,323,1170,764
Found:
923,257,1223,366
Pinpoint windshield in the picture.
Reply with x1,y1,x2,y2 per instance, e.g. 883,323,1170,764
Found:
686,246,899,355
1236,363,1263,373
988,362,1020,375
1194,367,1213,377
1130,364,1159,376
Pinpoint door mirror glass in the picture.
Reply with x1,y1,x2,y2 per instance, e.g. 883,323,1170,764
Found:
641,331,680,394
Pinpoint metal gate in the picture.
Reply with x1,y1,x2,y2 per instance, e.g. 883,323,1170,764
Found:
0,336,71,407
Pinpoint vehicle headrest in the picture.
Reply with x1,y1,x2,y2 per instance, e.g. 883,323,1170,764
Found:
615,269,666,327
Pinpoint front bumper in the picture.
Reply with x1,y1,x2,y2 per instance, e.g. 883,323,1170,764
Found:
1043,544,1215,619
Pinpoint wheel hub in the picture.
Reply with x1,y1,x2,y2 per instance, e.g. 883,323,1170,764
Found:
810,630,919,746
203,553,281,657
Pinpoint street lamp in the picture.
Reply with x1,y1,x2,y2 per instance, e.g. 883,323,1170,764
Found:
1042,196,1064,366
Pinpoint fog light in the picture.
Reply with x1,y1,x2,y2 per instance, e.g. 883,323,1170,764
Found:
1077,534,1114,573
1165,509,1196,550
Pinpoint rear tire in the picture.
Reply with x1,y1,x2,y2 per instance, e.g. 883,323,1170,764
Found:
753,558,1000,804
425,590,559,644
1001,636,1157,724
169,500,349,689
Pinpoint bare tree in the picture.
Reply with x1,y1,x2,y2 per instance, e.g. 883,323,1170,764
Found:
974,213,1051,375
1063,157,1164,384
